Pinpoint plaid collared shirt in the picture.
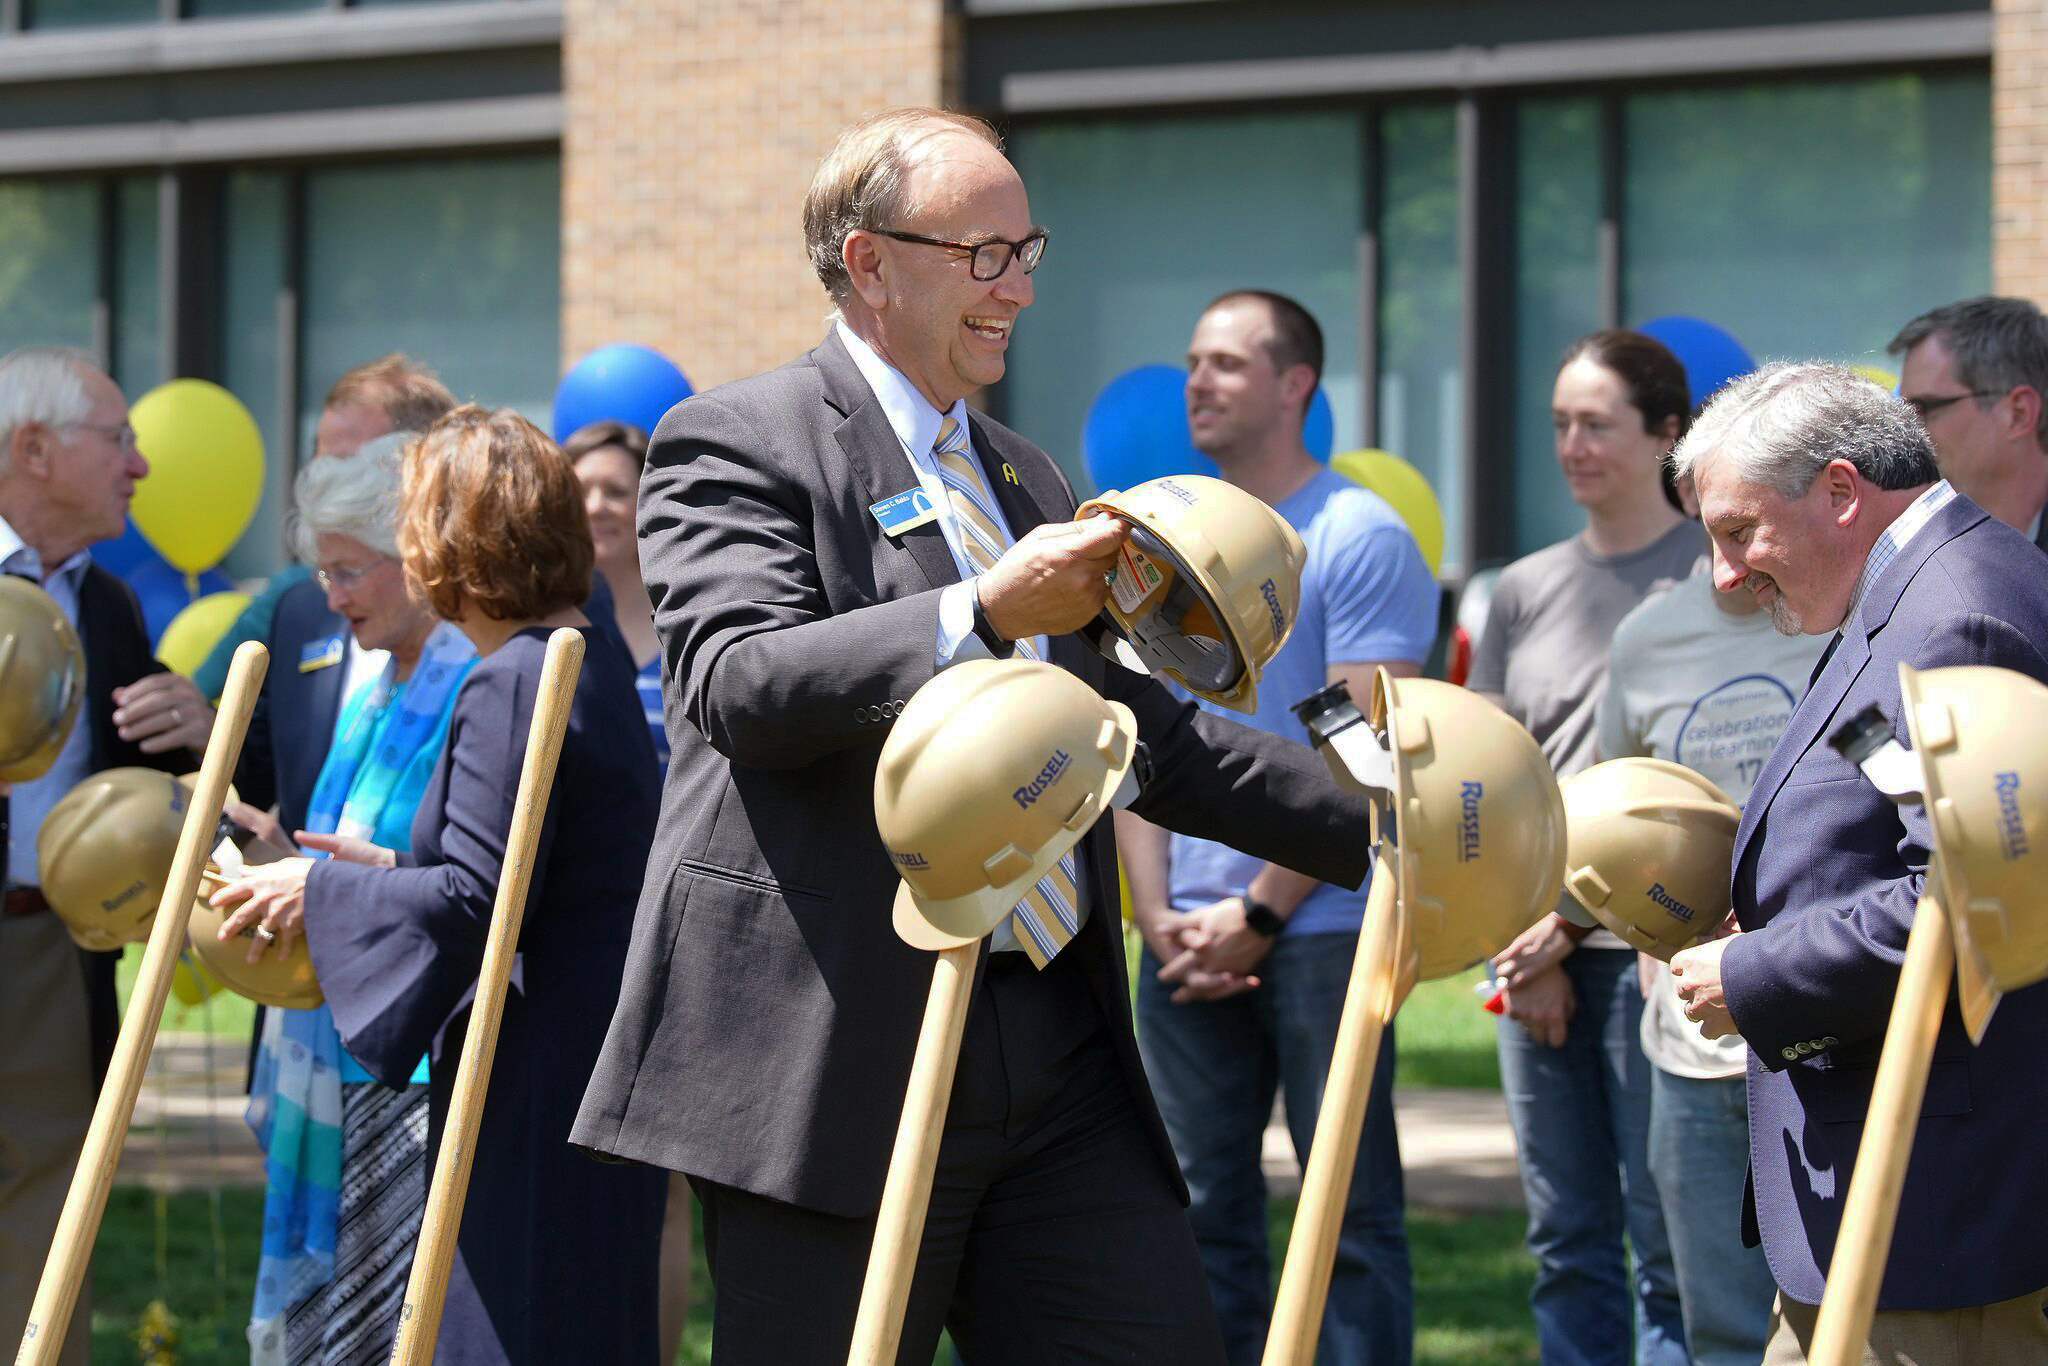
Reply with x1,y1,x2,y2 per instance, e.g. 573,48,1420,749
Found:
1840,480,1956,631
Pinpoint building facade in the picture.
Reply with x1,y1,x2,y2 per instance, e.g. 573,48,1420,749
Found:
0,0,2035,578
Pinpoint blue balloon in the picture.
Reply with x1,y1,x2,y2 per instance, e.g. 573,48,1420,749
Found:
89,519,156,578
1082,364,1336,494
1636,316,1755,410
551,344,695,443
125,554,233,646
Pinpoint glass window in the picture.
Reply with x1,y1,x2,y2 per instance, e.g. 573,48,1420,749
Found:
1006,112,1364,493
187,0,323,15
0,178,99,357
1377,104,1463,575
1511,97,1602,558
300,154,560,444
1625,72,1990,372
112,175,163,397
21,0,157,28
220,172,290,579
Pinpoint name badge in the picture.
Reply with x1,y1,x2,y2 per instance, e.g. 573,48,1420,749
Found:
299,635,344,673
869,488,939,538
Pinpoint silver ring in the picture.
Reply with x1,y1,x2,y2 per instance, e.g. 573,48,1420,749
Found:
254,927,277,945
170,707,184,725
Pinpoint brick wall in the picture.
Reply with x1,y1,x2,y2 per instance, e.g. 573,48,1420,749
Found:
1995,0,2048,301
562,0,952,391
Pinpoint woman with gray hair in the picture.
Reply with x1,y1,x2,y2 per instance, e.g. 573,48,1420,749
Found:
230,428,480,1366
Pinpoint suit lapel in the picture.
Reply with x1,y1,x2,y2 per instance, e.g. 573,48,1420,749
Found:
968,411,1075,539
818,333,962,596
1731,495,1989,878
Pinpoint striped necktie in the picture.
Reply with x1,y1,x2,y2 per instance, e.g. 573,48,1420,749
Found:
930,415,1082,967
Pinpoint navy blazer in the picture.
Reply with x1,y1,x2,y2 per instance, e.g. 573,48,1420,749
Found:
235,579,346,838
1720,493,2048,1309
302,624,664,1365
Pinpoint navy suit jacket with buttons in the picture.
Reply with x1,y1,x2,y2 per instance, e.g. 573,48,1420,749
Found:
235,579,346,839
1720,492,2048,1309
570,330,1373,1217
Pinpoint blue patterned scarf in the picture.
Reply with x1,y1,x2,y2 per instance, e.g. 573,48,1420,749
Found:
244,623,475,1342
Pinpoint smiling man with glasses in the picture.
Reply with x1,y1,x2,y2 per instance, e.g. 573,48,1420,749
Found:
1891,296,2048,549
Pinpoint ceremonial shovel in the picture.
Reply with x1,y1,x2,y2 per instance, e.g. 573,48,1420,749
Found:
389,628,585,1366
16,641,268,1366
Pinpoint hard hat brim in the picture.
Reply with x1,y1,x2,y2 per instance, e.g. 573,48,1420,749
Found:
890,698,1138,952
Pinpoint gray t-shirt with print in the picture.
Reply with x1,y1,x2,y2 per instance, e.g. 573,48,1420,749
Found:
1467,520,1703,944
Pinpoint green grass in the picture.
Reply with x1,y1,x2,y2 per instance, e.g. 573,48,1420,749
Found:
112,944,257,1041
1395,966,1503,1091
95,1189,1531,1365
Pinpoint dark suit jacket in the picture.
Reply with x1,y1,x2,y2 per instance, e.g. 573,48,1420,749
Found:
69,566,187,1076
304,625,664,1365
235,579,346,839
571,331,1373,1217
1721,493,2048,1309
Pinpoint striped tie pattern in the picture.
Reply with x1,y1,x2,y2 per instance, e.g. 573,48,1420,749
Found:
932,415,1080,967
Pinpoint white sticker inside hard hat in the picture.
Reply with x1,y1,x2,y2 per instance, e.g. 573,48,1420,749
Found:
1108,542,1168,616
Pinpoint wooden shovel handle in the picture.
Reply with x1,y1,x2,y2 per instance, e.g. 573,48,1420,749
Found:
390,628,585,1366
1262,847,1404,1366
1808,892,1954,1366
17,642,269,1366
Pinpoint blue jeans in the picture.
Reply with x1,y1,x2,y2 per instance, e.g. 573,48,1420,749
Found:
1137,932,1413,1366
1649,1067,1774,1366
1497,948,1686,1366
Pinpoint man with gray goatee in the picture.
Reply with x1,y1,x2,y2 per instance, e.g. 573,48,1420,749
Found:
1664,362,2048,1363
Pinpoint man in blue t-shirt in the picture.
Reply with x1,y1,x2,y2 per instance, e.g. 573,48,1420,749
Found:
1117,291,1438,1365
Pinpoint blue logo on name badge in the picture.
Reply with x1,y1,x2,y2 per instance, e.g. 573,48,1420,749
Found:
870,488,939,538
299,635,344,673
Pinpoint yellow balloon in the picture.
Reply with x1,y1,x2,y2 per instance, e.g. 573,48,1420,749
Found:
171,952,223,1007
1330,448,1445,577
129,379,265,575
1850,364,1899,394
155,591,251,682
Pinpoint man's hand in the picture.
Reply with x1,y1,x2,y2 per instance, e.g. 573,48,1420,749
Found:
1671,935,1738,1039
978,514,1127,641
1140,900,1261,1004
112,673,214,755
1177,897,1275,980
1502,962,1575,1048
1494,913,1577,992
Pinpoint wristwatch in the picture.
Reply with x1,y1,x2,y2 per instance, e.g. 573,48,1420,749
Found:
970,583,1015,658
1240,894,1286,938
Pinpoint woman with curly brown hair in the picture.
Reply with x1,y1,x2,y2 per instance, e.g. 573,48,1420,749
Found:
215,406,666,1365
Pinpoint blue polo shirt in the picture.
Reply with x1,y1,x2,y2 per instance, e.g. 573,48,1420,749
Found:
1166,466,1437,936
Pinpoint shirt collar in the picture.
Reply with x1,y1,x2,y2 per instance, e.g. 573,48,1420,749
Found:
1841,479,1956,629
835,320,969,464
0,511,95,590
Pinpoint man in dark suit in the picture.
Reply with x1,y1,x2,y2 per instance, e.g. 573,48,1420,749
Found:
573,109,1374,1364
1667,362,2048,1362
0,346,210,1363
1892,296,2048,554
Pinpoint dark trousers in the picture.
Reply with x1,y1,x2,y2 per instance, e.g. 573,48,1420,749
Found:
692,947,1226,1365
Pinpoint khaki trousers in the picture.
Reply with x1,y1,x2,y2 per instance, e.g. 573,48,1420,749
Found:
1764,1286,2048,1365
0,913,95,1366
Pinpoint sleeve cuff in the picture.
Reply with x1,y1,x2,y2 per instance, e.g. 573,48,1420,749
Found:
938,578,993,669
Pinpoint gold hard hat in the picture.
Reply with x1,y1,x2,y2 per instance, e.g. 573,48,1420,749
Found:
0,575,86,782
876,659,1136,951
1559,759,1740,961
1371,671,1567,999
37,768,213,952
1076,475,1306,713
185,865,323,1009
1901,662,2048,1039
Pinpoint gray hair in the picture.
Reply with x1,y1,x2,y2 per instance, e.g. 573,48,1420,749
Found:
1671,361,1939,500
1889,296,2048,452
290,429,415,563
801,108,1003,304
0,346,97,478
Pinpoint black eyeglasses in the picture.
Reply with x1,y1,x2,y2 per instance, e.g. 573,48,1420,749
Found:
1902,390,2003,419
873,228,1049,281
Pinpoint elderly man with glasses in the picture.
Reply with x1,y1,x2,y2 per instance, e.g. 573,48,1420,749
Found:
573,107,1376,1365
0,346,212,1363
